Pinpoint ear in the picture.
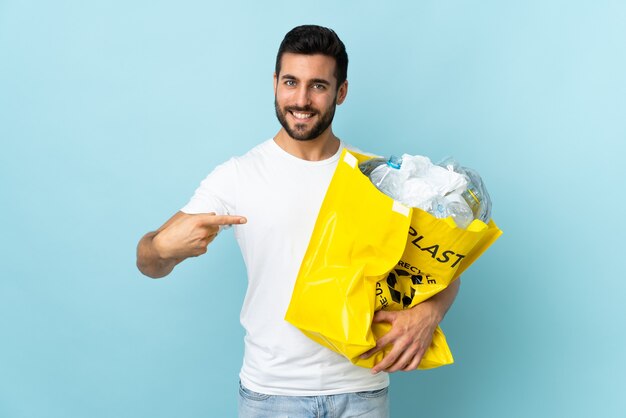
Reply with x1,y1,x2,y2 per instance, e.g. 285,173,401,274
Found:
273,72,278,95
336,80,348,105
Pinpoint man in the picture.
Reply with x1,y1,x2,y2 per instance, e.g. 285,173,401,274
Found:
137,25,460,417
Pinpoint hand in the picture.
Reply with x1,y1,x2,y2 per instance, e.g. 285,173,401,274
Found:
360,303,441,374
153,212,246,260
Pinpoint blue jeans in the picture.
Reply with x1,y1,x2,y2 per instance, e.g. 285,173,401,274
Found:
238,382,389,418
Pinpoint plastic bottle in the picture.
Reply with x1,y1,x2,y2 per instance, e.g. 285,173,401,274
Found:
359,156,405,200
438,158,492,223
358,157,388,177
443,193,474,229
428,194,473,229
430,197,449,219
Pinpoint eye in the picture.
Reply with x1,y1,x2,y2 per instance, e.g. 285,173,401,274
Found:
285,80,296,87
312,83,326,90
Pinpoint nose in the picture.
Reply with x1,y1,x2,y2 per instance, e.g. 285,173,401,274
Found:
294,85,311,108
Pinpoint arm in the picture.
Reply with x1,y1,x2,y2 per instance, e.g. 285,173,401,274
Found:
361,278,461,373
136,211,246,278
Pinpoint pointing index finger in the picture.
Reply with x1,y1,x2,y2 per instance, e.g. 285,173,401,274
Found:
196,213,247,226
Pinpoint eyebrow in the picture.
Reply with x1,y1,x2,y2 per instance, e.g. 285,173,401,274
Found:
310,78,331,86
281,74,331,86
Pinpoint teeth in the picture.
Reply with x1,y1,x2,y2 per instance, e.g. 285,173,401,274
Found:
292,112,313,119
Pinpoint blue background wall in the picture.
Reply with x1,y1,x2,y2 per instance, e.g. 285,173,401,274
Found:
1,1,624,417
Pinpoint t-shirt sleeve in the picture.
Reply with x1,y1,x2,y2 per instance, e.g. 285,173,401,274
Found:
180,158,238,217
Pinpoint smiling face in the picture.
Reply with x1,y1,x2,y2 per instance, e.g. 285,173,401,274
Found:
274,53,347,141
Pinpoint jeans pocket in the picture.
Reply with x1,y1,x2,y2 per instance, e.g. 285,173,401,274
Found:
239,382,271,401
354,386,389,399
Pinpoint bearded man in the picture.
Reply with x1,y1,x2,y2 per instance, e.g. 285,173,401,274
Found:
137,25,460,418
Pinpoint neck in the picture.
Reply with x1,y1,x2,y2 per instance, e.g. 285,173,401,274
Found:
273,128,340,161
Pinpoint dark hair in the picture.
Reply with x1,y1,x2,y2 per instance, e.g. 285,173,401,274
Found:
275,25,348,88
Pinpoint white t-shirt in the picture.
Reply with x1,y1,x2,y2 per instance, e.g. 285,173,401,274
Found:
181,139,389,396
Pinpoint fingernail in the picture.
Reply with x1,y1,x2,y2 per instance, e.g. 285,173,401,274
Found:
240,218,247,224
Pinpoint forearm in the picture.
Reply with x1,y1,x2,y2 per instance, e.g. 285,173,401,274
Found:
136,231,183,278
421,277,461,323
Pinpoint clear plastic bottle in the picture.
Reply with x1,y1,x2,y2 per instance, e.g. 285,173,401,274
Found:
358,156,388,177
443,193,474,229
438,158,492,223
461,167,491,223
428,194,473,228
359,156,405,200
430,197,449,219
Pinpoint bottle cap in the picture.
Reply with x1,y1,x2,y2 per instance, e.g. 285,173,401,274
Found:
387,155,402,169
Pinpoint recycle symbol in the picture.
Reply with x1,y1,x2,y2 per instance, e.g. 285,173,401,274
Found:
385,269,424,309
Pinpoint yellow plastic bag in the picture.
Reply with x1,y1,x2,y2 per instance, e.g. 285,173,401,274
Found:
285,149,502,369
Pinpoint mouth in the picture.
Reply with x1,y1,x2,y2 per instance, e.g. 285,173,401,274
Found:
289,110,315,121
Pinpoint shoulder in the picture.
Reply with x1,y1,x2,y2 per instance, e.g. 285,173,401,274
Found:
210,139,274,172
231,139,276,164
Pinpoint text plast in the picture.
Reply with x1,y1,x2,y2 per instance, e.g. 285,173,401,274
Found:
408,226,466,268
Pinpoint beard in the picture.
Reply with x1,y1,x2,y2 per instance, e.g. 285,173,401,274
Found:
274,97,337,141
